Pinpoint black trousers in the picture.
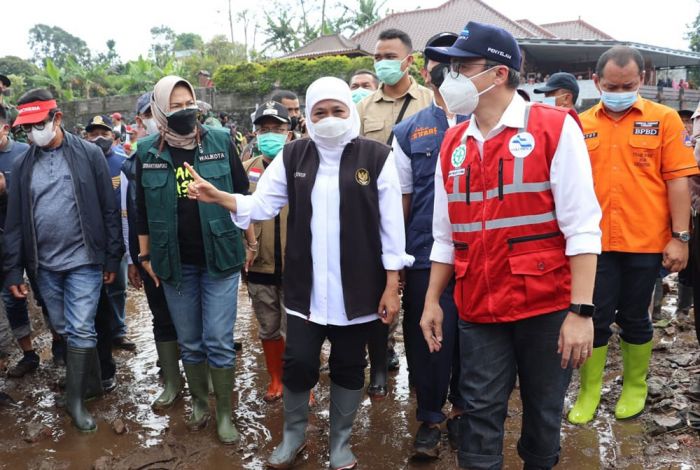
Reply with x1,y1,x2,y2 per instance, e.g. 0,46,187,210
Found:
592,252,662,348
138,265,177,343
690,211,700,345
283,314,376,392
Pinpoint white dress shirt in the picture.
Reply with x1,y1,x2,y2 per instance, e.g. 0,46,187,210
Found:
232,147,413,326
430,94,602,265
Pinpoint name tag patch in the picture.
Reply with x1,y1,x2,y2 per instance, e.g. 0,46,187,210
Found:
143,162,168,170
294,172,306,178
199,152,226,162
633,128,659,136
448,168,466,178
583,132,598,140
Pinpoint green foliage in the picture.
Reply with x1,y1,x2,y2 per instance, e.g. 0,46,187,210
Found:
175,33,205,52
150,25,176,67
686,10,700,86
28,24,91,68
214,55,379,96
0,56,40,77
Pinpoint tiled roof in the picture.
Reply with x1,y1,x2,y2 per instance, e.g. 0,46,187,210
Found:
540,19,615,41
283,34,366,59
351,0,536,52
515,19,557,39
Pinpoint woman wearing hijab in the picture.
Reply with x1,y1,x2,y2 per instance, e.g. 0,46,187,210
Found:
134,75,252,444
185,77,412,469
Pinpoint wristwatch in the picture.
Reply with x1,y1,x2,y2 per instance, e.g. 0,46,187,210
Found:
137,253,151,263
569,303,596,318
672,231,691,243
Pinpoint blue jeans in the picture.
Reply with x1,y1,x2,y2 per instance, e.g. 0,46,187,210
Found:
162,264,239,368
403,269,464,424
1,274,48,339
107,255,128,338
593,252,662,348
458,310,572,470
36,265,103,348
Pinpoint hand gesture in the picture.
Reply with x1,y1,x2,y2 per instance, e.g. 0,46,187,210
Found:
184,162,219,204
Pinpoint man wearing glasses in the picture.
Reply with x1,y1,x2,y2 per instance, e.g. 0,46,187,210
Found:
242,101,292,403
3,88,123,432
420,22,602,469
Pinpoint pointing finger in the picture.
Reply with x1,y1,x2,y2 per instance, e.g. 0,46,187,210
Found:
184,162,203,182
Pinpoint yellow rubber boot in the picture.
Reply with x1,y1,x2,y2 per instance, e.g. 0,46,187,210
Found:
568,345,608,425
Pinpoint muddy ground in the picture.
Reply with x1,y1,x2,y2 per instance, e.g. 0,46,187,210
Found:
0,277,698,470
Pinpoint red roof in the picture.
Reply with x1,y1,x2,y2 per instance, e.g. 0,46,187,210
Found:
515,19,557,39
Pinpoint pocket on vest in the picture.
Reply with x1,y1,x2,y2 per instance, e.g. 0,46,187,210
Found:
454,257,469,316
149,222,172,280
209,217,242,271
507,248,567,313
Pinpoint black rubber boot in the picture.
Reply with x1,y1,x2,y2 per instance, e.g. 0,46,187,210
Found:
65,346,97,432
367,322,388,399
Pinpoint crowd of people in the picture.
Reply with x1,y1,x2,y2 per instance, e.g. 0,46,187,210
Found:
0,18,699,470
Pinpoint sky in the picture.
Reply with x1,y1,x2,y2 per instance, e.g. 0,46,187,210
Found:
1,0,697,62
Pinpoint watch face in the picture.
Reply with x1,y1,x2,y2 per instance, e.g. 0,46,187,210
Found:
681,233,691,242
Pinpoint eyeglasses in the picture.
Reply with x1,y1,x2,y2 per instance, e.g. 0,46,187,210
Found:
448,62,488,79
257,127,289,135
20,117,53,133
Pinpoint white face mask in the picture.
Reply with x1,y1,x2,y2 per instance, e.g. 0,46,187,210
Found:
29,120,57,147
439,66,497,116
142,117,159,136
313,116,352,144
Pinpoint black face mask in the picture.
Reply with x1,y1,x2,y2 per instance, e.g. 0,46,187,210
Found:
289,116,300,132
92,136,113,155
167,108,198,135
429,63,450,89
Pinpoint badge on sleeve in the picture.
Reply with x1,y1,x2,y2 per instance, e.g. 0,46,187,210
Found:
451,144,466,167
509,132,535,158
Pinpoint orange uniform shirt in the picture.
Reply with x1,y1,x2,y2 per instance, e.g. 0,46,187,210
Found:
580,97,698,253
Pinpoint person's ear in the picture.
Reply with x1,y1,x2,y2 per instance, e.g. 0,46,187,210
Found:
493,66,509,86
593,74,601,93
53,112,63,128
286,131,293,142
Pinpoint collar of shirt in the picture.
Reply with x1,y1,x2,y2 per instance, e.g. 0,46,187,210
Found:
0,137,14,153
374,76,421,102
465,92,524,143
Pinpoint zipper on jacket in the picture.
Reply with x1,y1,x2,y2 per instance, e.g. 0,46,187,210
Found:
498,158,504,201
507,232,560,250
466,165,471,205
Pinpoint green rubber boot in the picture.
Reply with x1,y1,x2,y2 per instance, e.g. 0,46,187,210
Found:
209,365,239,444
183,362,211,430
152,341,184,410
568,345,608,424
615,339,653,420
65,346,98,432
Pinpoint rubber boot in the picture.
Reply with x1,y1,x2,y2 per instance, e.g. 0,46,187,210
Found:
268,386,310,469
615,340,653,420
85,346,104,400
677,283,694,315
182,362,211,430
329,382,362,470
568,345,608,424
209,365,239,444
367,322,388,399
261,338,285,402
65,346,97,432
152,341,184,410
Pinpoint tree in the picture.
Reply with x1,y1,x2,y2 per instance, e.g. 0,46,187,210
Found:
94,40,121,68
687,9,700,86
0,56,40,78
28,24,91,68
338,0,387,34
262,0,322,54
150,25,176,67
174,33,204,52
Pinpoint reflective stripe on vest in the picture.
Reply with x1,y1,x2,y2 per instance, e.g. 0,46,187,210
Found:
451,210,557,233
447,105,552,203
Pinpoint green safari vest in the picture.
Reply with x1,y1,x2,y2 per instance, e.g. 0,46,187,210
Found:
137,126,244,287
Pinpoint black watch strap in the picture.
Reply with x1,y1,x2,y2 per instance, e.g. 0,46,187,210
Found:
569,303,595,317
137,254,151,263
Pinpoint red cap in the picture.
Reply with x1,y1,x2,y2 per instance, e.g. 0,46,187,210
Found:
13,100,58,127
125,125,135,133
112,112,122,121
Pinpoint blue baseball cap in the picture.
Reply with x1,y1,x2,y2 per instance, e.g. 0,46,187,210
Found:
425,21,522,70
135,91,152,115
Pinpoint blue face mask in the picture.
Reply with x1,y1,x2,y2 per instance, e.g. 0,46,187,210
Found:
542,97,556,106
374,57,408,86
600,89,639,112
351,88,373,103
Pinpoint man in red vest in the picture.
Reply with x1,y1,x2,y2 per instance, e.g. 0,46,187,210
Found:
420,22,602,469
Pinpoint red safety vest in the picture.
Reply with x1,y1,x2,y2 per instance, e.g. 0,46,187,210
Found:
440,103,580,323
